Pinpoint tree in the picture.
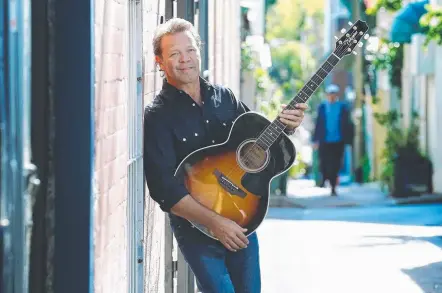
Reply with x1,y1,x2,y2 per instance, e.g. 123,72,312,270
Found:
268,41,315,102
265,0,325,115
265,0,324,41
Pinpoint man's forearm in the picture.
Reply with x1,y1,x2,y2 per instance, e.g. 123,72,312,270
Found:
170,194,221,229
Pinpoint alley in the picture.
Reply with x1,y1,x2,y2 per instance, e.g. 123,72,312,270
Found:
259,203,442,293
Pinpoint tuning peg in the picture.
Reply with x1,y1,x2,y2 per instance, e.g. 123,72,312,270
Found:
352,51,357,55
364,34,370,39
341,28,346,33
348,21,353,25
334,36,338,40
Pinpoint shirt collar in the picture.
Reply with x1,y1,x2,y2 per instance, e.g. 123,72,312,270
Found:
160,76,213,104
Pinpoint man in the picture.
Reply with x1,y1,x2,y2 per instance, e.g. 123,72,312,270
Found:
312,84,354,195
143,18,308,293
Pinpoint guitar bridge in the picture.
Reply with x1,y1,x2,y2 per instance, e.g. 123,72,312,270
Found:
213,169,247,198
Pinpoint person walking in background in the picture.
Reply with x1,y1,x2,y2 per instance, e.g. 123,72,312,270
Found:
312,84,354,195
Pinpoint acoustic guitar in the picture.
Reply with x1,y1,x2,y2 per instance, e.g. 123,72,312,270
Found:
174,20,370,240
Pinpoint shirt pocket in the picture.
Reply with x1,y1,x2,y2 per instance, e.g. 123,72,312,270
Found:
172,123,206,155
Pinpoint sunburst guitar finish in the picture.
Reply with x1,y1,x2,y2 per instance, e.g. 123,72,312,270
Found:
174,112,296,239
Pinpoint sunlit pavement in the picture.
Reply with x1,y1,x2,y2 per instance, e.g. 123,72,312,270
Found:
258,204,442,293
269,179,442,208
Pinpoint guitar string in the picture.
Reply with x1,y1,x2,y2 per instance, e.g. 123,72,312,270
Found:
222,37,362,181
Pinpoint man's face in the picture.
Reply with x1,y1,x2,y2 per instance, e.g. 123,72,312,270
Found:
156,31,201,86
327,93,338,102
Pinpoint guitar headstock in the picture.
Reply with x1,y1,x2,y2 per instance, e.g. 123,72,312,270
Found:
333,20,370,58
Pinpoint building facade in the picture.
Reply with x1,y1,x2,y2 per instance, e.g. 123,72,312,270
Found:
1,0,244,292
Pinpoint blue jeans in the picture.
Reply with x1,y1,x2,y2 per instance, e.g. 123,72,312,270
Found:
170,216,261,293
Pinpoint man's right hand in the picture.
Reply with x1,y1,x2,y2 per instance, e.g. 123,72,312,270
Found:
170,195,249,252
208,216,249,252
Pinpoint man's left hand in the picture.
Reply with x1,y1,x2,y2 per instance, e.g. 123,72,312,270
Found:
278,103,308,130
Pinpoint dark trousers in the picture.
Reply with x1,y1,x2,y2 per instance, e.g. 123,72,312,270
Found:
318,142,345,189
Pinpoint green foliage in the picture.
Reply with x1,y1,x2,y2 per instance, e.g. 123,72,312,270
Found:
420,4,442,46
260,94,283,120
373,110,421,191
289,152,307,178
366,0,403,15
241,42,255,72
268,41,314,99
370,39,403,91
265,0,323,41
241,42,272,98
254,67,272,96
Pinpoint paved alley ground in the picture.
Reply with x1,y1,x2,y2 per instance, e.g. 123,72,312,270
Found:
270,179,442,208
259,204,442,293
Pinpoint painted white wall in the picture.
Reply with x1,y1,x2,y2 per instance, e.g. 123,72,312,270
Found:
406,29,442,193
431,0,442,192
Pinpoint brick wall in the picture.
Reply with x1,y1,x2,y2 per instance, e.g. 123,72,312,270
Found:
93,0,129,292
92,0,242,291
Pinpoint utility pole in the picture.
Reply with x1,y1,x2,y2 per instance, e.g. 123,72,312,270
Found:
351,0,365,181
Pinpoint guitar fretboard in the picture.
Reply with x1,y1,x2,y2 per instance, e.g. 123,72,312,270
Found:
255,53,341,150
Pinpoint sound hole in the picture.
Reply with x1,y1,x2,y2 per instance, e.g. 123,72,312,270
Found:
237,139,269,173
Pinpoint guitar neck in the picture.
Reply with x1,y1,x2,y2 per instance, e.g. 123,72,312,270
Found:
255,53,342,150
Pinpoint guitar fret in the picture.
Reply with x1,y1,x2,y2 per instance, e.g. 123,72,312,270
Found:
312,74,323,84
317,68,328,79
273,120,285,130
265,130,277,139
302,86,313,96
322,62,333,72
260,134,272,145
258,135,270,146
297,92,308,102
329,54,340,65
306,82,317,92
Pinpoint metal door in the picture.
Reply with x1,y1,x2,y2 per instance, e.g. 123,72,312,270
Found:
0,0,36,292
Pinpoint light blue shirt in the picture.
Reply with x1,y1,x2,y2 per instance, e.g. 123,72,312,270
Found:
324,100,342,143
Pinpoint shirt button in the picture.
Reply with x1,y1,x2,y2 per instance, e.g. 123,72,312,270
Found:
223,123,227,126
194,133,198,136
182,138,186,142
202,101,205,104
212,140,215,143
206,120,209,123
192,103,196,106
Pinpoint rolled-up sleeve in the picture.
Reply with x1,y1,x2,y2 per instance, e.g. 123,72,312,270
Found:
143,109,189,212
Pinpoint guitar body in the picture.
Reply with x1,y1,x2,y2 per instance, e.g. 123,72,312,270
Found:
174,111,296,239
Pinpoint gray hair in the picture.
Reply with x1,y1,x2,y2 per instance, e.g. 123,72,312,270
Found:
153,18,202,57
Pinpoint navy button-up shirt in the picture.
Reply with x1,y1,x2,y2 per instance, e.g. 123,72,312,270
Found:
143,77,250,213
